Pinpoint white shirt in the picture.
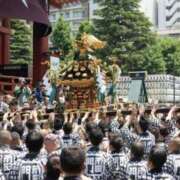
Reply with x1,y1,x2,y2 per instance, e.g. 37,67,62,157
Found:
0,101,9,113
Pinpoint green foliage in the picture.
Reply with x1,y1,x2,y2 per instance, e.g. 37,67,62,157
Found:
142,42,166,74
138,37,180,76
64,51,75,61
76,21,95,40
157,37,180,76
11,59,30,65
52,17,72,58
10,20,32,64
94,0,156,73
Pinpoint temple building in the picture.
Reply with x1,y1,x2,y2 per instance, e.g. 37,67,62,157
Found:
0,18,10,65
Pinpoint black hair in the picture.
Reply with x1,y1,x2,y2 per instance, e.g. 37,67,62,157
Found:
89,127,103,146
85,122,97,134
159,125,169,137
98,120,110,136
139,116,149,132
60,147,85,174
130,142,144,161
25,131,44,153
54,118,64,131
176,117,180,126
63,122,73,135
149,145,167,171
46,155,61,180
110,136,123,153
26,120,36,130
11,123,24,139
9,100,18,107
108,132,119,141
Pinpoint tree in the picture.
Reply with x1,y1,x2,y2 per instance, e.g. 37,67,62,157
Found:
76,21,94,40
158,37,180,76
10,20,32,64
94,0,156,73
140,37,180,76
142,42,166,74
52,17,72,58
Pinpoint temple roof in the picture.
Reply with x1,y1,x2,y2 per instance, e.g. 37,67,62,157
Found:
58,60,96,87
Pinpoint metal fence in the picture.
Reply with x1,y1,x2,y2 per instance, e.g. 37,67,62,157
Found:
117,74,180,103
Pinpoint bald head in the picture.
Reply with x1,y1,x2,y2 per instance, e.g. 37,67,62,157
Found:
0,130,12,146
10,132,21,149
169,137,180,153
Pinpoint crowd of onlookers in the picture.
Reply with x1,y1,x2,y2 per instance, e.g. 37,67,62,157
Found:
0,78,179,180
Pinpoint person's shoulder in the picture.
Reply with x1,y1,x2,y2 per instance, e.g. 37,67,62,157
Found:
127,160,147,167
165,173,175,180
167,153,179,162
144,171,175,180
2,101,8,107
100,151,113,161
136,160,147,168
81,175,92,180
11,148,26,158
86,147,111,158
0,147,15,155
71,133,80,139
147,130,155,137
156,172,175,180
19,155,44,166
112,152,127,158
59,175,92,180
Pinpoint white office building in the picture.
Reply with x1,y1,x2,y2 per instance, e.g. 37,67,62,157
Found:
49,2,89,35
139,0,158,28
158,0,180,36
49,0,100,35
49,0,158,35
89,0,100,19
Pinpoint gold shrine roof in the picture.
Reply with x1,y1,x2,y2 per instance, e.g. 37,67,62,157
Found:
58,60,96,87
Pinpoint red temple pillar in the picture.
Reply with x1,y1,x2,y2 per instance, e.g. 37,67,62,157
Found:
33,23,48,85
0,18,10,65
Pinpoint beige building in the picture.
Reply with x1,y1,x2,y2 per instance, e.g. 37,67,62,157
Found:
49,0,158,35
49,1,93,35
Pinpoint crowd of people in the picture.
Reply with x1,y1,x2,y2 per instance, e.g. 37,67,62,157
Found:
0,78,179,180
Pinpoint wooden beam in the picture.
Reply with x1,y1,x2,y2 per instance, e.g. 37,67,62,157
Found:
33,23,48,85
0,18,10,65
0,26,10,34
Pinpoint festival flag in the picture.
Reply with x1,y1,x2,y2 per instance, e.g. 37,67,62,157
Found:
0,0,49,25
